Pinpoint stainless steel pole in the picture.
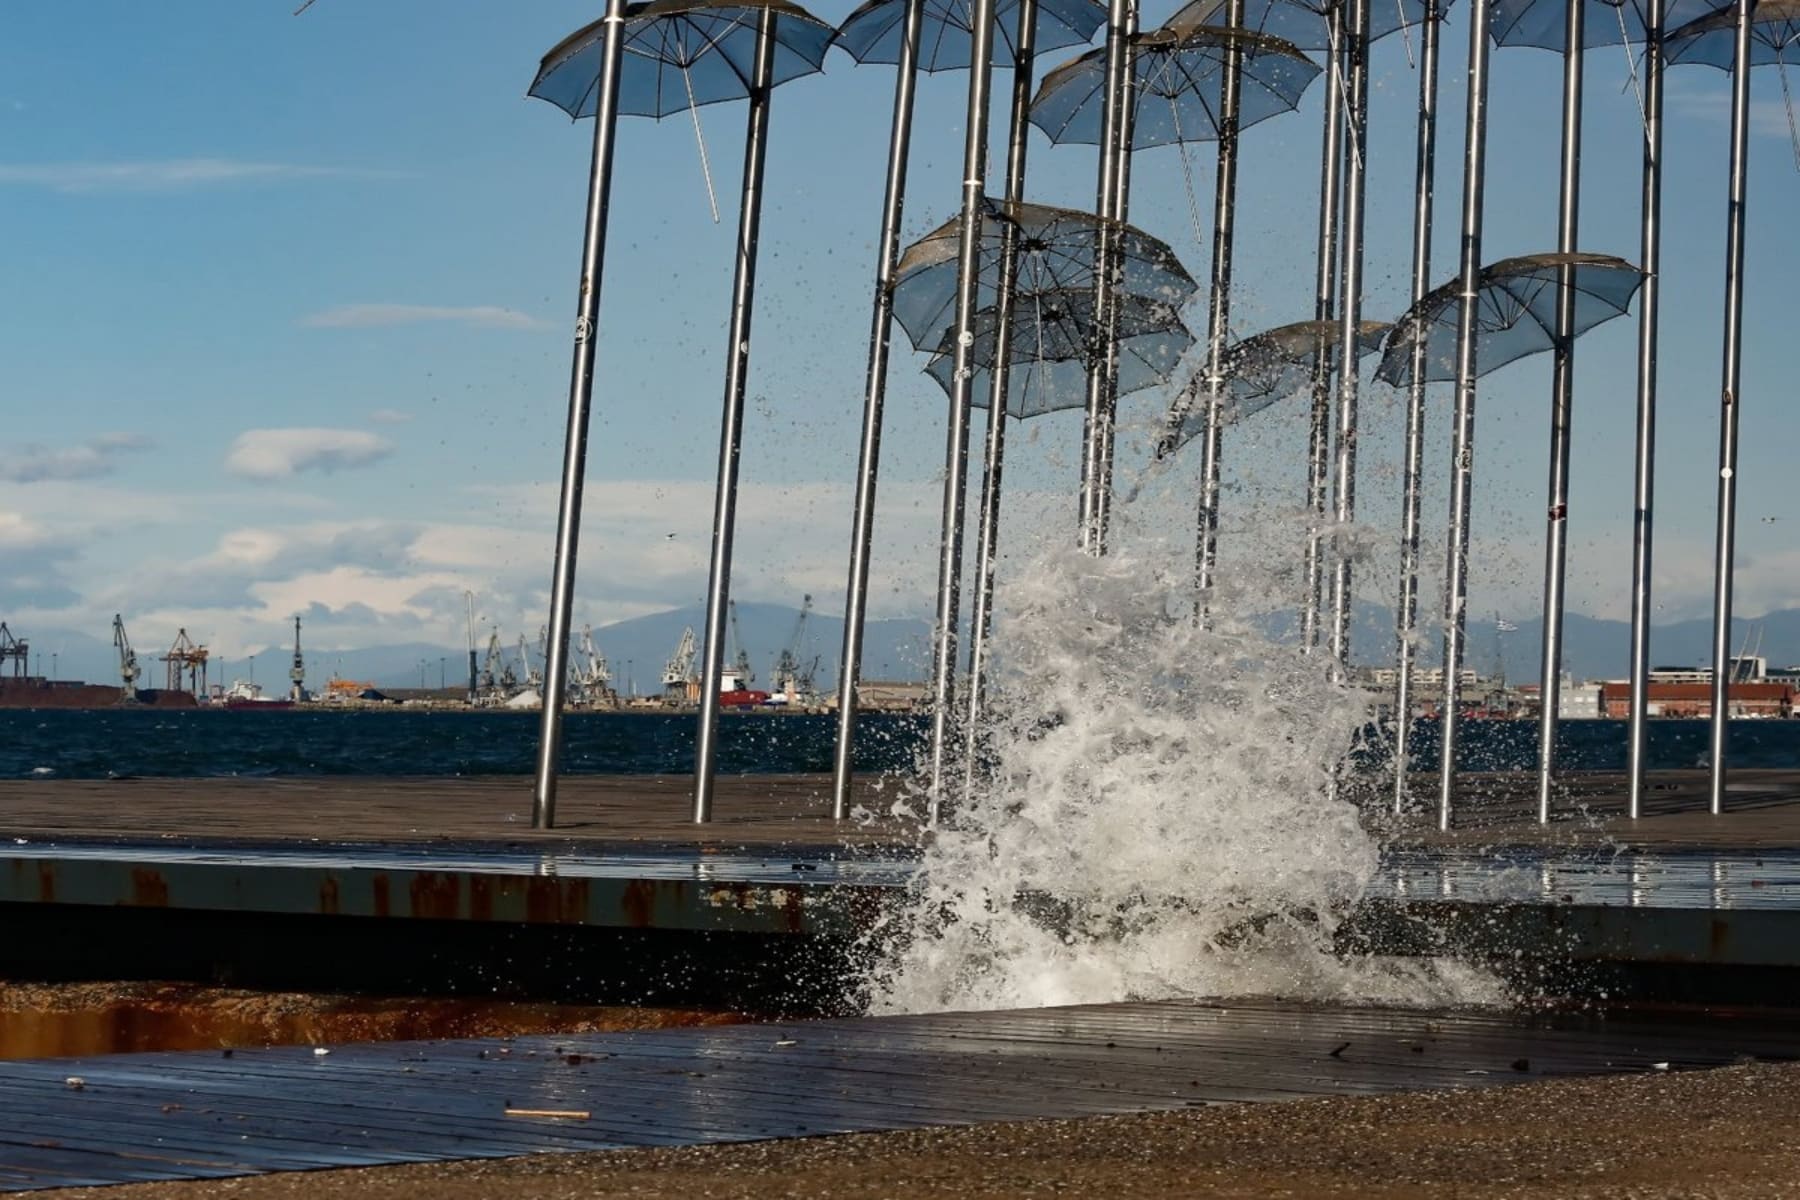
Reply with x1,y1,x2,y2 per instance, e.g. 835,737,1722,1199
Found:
1533,0,1585,825
1301,1,1346,650
1626,0,1664,820
1194,1,1246,615
1392,0,1440,813
831,0,926,821
692,8,779,823
1707,0,1752,816
1090,0,1139,550
1438,0,1494,830
924,0,999,814
531,0,630,831
1078,0,1131,552
964,0,1040,782
1328,0,1371,668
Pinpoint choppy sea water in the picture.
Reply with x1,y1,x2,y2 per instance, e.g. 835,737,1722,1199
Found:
1,709,1797,781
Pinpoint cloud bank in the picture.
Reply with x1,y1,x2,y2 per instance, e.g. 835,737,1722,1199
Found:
301,304,547,331
225,429,393,480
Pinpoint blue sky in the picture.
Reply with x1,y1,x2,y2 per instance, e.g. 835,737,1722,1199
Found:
0,0,1794,667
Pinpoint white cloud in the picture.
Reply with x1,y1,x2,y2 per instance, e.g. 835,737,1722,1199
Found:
0,511,52,551
300,304,547,331
0,159,390,194
1665,82,1799,140
0,434,150,483
368,408,412,425
226,428,393,480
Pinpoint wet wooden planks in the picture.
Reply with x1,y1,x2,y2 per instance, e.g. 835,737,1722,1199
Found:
2,999,1799,1191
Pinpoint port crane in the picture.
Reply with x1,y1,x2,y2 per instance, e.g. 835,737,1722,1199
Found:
518,634,541,693
161,629,210,696
0,624,27,679
728,600,754,685
575,625,612,704
771,594,818,701
113,615,140,700
289,616,307,702
479,630,505,699
662,627,697,700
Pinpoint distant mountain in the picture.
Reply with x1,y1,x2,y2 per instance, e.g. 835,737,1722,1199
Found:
13,602,1799,692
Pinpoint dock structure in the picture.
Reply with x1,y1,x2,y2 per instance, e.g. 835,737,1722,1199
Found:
2,998,1799,1191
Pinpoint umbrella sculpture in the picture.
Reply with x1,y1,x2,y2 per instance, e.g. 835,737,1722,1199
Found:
894,198,1199,801
1664,0,1800,813
1377,252,1645,827
1486,0,1728,824
1156,319,1388,455
827,0,1105,820
1173,0,1435,653
1031,20,1319,619
528,0,835,826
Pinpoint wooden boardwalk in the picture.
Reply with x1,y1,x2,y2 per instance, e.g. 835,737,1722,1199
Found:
2,999,1798,1192
4,770,1800,854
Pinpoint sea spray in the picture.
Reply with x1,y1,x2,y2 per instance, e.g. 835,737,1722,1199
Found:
866,542,1502,1013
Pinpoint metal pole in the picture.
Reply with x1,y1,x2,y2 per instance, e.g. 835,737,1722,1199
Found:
831,0,925,821
1301,1,1346,650
964,0,1040,784
1707,0,1752,816
692,7,779,823
1091,0,1139,550
1438,0,1494,830
1194,2,1246,614
924,0,999,813
531,0,630,830
1392,0,1440,813
1626,0,1664,820
1328,0,1371,668
1534,0,1585,825
1077,0,1132,552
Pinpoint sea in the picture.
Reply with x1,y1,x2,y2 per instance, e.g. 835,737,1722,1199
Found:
1,709,1798,780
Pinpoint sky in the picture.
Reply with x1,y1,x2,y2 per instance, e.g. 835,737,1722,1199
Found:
0,0,1795,672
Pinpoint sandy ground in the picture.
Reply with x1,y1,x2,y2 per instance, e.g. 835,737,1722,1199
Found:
33,1059,1800,1199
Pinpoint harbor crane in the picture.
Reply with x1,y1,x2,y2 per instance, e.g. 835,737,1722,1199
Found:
662,627,697,701
771,594,818,701
480,630,505,698
161,629,209,696
575,625,612,705
0,623,27,679
728,600,754,685
518,633,541,693
289,615,306,702
113,615,140,700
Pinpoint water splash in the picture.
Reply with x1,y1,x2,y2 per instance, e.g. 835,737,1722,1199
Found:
867,542,1501,1014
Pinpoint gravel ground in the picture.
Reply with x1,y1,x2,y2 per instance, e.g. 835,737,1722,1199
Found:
36,1059,1800,1199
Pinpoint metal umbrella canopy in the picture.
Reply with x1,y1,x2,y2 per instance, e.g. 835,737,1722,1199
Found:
1031,23,1317,612
1378,251,1643,829
891,199,1200,349
835,0,1105,66
926,291,1195,415
1665,0,1799,815
1376,253,1644,386
1156,319,1387,456
527,0,835,828
826,0,1107,825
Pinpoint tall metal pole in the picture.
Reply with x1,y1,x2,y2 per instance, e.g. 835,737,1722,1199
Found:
1077,0,1132,553
924,0,999,813
531,0,630,831
692,8,779,823
964,0,1041,782
1328,0,1371,667
1301,1,1346,650
1391,0,1440,813
1438,0,1494,830
1194,3,1246,614
831,0,926,821
1626,0,1664,820
1707,0,1753,816
1533,0,1585,824
1091,0,1140,550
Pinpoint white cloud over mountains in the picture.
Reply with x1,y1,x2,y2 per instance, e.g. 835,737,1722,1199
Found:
225,429,393,480
301,304,547,331
0,159,389,193
0,433,150,483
